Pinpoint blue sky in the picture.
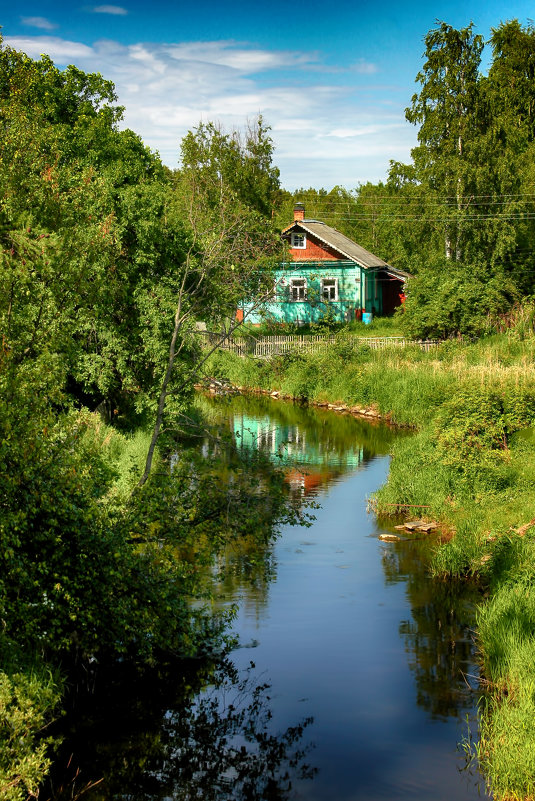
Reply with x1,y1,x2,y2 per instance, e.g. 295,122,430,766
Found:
3,0,535,189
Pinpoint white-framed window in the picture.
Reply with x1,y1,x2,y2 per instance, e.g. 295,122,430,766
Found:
321,277,338,301
257,422,276,452
291,232,306,249
290,277,307,301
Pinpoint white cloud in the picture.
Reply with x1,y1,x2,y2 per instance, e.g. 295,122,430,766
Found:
325,123,406,138
5,36,94,60
165,41,318,72
92,5,128,14
20,17,57,31
2,33,416,189
351,59,378,75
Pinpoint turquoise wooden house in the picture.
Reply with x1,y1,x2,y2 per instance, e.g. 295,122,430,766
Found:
241,203,408,326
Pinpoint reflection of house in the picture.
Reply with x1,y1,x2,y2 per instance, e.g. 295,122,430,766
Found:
233,412,364,495
232,414,364,470
242,203,409,325
285,467,339,495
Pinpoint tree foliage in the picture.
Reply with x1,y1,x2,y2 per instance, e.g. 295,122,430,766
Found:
0,35,290,797
386,20,535,336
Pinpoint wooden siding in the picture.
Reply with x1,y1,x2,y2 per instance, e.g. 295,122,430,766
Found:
288,237,339,261
243,261,370,325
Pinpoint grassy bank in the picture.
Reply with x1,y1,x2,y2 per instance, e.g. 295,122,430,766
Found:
206,334,535,801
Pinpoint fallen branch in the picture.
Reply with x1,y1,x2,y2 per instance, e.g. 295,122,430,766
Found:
515,517,535,537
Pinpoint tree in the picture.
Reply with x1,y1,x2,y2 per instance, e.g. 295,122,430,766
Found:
481,20,535,292
138,121,283,485
406,22,484,262
179,118,281,217
0,35,199,424
399,256,519,339
385,19,535,336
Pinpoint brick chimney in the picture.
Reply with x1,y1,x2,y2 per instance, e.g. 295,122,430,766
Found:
293,202,305,221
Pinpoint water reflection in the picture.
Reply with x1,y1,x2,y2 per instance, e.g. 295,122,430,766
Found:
47,660,316,801
197,393,398,496
205,394,485,729
380,535,482,720
200,395,399,616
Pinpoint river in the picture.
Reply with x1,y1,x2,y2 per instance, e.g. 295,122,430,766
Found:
52,394,490,801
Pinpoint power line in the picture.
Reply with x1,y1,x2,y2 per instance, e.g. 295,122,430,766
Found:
289,212,535,222
288,192,535,206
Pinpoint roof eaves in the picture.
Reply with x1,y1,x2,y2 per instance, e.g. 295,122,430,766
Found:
384,267,413,281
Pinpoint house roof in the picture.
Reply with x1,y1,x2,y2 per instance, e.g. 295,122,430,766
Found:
282,220,411,279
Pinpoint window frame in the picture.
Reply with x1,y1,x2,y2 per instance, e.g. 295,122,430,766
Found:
289,277,307,302
291,232,306,249
321,277,339,302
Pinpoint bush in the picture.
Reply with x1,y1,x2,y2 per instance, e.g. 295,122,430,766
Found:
0,665,60,801
401,260,519,339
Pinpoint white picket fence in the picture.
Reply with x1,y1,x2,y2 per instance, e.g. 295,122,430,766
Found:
197,331,439,358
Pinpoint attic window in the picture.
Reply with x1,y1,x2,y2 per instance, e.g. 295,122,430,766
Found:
291,232,306,249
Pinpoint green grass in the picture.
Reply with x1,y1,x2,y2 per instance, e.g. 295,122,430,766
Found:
345,315,404,336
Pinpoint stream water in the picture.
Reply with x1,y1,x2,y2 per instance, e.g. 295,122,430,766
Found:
53,395,490,801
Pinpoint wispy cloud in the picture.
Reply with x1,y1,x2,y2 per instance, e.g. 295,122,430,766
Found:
92,5,128,15
2,34,415,188
20,16,57,31
164,41,319,72
6,36,94,60
351,59,378,75
325,123,406,138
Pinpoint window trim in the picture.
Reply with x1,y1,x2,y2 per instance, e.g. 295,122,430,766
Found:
289,277,307,302
321,277,339,302
291,232,306,249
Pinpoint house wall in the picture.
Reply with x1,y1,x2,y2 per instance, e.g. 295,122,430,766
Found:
288,238,340,261
241,229,385,326
244,261,379,325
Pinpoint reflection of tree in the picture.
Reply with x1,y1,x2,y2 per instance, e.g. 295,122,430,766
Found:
160,431,310,619
210,537,279,617
381,538,482,720
47,661,316,801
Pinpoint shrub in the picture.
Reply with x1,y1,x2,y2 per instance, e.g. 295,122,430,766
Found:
0,666,60,801
401,260,519,339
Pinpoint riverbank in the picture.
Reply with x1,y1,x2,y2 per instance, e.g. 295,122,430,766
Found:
206,334,535,801
197,377,397,423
